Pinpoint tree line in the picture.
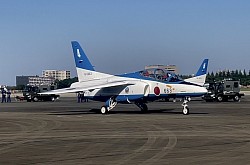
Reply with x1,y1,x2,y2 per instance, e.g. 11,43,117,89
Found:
206,70,250,86
55,77,78,89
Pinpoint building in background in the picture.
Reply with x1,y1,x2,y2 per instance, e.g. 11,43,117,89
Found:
42,70,70,81
16,76,55,86
145,65,178,74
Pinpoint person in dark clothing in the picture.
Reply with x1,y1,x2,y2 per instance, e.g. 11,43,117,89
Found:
82,93,89,102
7,90,11,103
84,96,88,102
1,89,7,103
81,93,84,102
77,92,82,103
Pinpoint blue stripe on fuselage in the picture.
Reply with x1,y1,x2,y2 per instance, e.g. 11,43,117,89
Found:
85,94,145,102
84,92,205,103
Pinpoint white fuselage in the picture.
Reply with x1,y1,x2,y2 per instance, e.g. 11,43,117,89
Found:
72,75,207,102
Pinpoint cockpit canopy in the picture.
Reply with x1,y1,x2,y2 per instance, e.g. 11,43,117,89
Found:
139,68,183,82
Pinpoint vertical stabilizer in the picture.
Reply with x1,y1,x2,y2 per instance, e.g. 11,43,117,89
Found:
195,59,209,76
185,59,209,86
72,41,95,71
71,41,111,82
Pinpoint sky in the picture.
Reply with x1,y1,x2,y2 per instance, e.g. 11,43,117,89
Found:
1,0,250,85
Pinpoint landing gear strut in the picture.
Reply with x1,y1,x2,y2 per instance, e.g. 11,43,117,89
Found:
135,101,148,113
100,97,117,114
182,97,190,115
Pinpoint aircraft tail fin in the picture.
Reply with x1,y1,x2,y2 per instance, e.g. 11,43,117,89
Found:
71,41,111,82
72,41,95,71
195,59,209,76
185,59,209,86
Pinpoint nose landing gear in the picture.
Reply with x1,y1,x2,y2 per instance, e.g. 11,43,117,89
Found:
182,97,190,115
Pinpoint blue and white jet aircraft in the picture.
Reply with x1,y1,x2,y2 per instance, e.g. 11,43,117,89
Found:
42,41,208,115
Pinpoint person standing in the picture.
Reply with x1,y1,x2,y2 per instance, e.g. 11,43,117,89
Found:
77,92,82,103
81,92,85,102
84,95,88,102
1,89,7,103
7,89,11,103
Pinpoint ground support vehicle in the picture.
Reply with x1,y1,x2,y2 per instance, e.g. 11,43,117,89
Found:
23,85,59,102
202,79,244,102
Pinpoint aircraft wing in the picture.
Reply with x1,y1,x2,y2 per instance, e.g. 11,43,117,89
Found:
39,80,135,95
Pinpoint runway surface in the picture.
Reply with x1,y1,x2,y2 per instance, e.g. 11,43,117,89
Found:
0,96,250,165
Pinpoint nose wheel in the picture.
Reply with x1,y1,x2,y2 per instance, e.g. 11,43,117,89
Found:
182,98,190,115
182,105,189,115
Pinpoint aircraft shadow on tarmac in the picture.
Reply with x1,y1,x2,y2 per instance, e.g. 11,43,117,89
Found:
48,109,208,115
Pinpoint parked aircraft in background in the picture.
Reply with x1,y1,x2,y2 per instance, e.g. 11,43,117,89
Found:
41,41,208,115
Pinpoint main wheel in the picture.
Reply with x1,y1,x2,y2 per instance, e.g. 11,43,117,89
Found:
100,106,108,115
33,97,38,102
233,95,240,102
183,107,189,115
217,95,223,102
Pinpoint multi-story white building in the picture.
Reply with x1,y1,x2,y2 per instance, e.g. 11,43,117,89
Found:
42,70,70,81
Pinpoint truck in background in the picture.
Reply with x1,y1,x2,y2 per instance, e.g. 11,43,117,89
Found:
202,79,244,102
23,84,59,102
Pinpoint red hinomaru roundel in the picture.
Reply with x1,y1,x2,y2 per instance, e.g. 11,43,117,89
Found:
154,86,160,96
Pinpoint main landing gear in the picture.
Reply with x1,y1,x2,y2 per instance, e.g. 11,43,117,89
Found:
135,101,148,113
182,97,190,115
100,97,117,114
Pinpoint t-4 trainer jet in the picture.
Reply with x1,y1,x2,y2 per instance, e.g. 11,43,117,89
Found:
42,41,208,115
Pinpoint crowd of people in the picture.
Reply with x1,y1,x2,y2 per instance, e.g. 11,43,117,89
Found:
77,92,88,103
1,87,11,103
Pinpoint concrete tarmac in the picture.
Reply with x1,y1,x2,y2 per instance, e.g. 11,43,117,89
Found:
0,96,250,165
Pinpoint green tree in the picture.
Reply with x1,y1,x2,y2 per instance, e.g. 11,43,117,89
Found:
226,70,231,77
243,69,247,77
56,77,78,89
211,71,214,77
